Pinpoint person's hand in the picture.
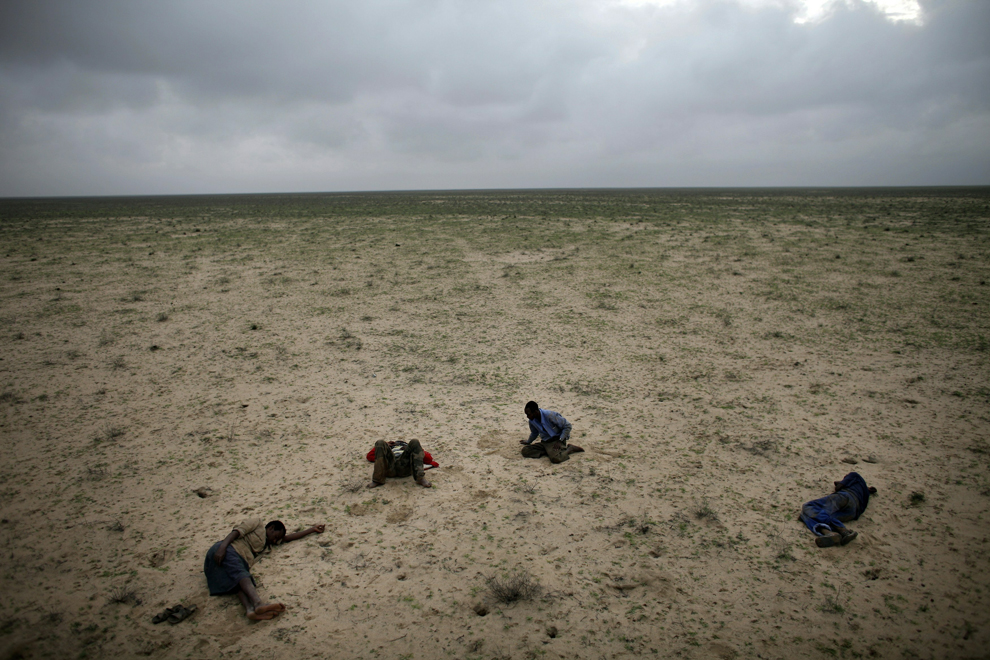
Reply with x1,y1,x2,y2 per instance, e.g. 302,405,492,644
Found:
311,524,326,534
213,545,227,566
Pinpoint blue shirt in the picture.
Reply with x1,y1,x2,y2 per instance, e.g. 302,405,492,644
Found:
527,409,572,444
837,472,871,519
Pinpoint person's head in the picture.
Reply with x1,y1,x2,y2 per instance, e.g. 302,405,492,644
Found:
524,401,539,420
265,520,287,548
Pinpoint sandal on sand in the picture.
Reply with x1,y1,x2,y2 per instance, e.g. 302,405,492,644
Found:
815,532,842,548
167,604,197,625
152,606,180,624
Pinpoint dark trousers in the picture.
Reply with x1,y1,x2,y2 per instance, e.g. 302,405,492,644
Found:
521,439,570,464
799,491,859,535
372,438,426,484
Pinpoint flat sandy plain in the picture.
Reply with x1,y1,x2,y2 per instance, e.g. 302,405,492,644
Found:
0,188,988,660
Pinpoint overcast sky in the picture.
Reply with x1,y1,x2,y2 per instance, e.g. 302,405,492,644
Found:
0,0,987,196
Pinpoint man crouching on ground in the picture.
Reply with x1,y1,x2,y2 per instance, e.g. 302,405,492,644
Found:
368,438,432,488
520,400,584,464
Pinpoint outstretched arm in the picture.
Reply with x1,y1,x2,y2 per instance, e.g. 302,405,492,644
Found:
283,524,325,543
214,529,240,565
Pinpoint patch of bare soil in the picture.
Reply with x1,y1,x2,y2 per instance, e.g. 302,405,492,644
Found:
0,189,988,659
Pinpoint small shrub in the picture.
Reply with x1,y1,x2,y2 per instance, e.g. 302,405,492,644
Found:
516,480,537,495
693,498,720,522
86,465,107,481
107,587,136,604
97,423,125,443
156,312,169,322
338,328,362,350
485,569,543,604
819,592,845,614
909,491,925,506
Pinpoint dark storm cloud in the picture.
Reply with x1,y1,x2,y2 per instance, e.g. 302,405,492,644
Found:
0,0,987,195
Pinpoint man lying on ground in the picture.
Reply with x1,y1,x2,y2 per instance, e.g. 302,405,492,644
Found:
367,438,433,488
205,518,325,620
799,472,877,547
520,400,584,464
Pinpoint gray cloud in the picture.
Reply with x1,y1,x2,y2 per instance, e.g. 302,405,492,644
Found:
0,0,987,195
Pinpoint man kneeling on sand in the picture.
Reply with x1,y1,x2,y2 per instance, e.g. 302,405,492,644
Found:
799,472,877,547
367,438,433,488
520,400,583,464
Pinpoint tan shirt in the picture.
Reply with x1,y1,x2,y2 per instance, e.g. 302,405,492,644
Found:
230,517,268,568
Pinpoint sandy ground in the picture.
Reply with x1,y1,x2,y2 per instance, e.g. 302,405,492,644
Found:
0,189,988,660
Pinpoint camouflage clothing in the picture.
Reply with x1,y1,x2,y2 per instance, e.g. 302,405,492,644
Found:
521,439,570,464
372,438,426,484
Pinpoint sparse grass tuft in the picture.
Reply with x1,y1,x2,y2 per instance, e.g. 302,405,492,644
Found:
156,311,169,322
96,423,125,443
342,479,366,493
485,569,543,604
109,355,127,370
516,479,537,495
693,498,720,522
338,327,362,350
909,491,925,506
107,586,136,604
85,465,107,481
819,591,845,614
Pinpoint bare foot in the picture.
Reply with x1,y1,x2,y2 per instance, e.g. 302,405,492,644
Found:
367,481,385,488
247,610,276,621
416,478,432,488
255,603,285,616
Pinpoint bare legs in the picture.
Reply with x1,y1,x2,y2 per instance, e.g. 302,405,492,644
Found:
235,576,285,620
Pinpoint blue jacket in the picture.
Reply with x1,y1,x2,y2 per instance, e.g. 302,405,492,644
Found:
527,409,572,444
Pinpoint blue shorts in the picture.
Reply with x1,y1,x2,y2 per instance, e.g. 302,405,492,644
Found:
203,541,254,595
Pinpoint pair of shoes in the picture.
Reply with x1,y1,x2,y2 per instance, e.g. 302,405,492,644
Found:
838,528,858,545
815,532,842,548
168,604,197,624
153,604,197,625
152,605,180,624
